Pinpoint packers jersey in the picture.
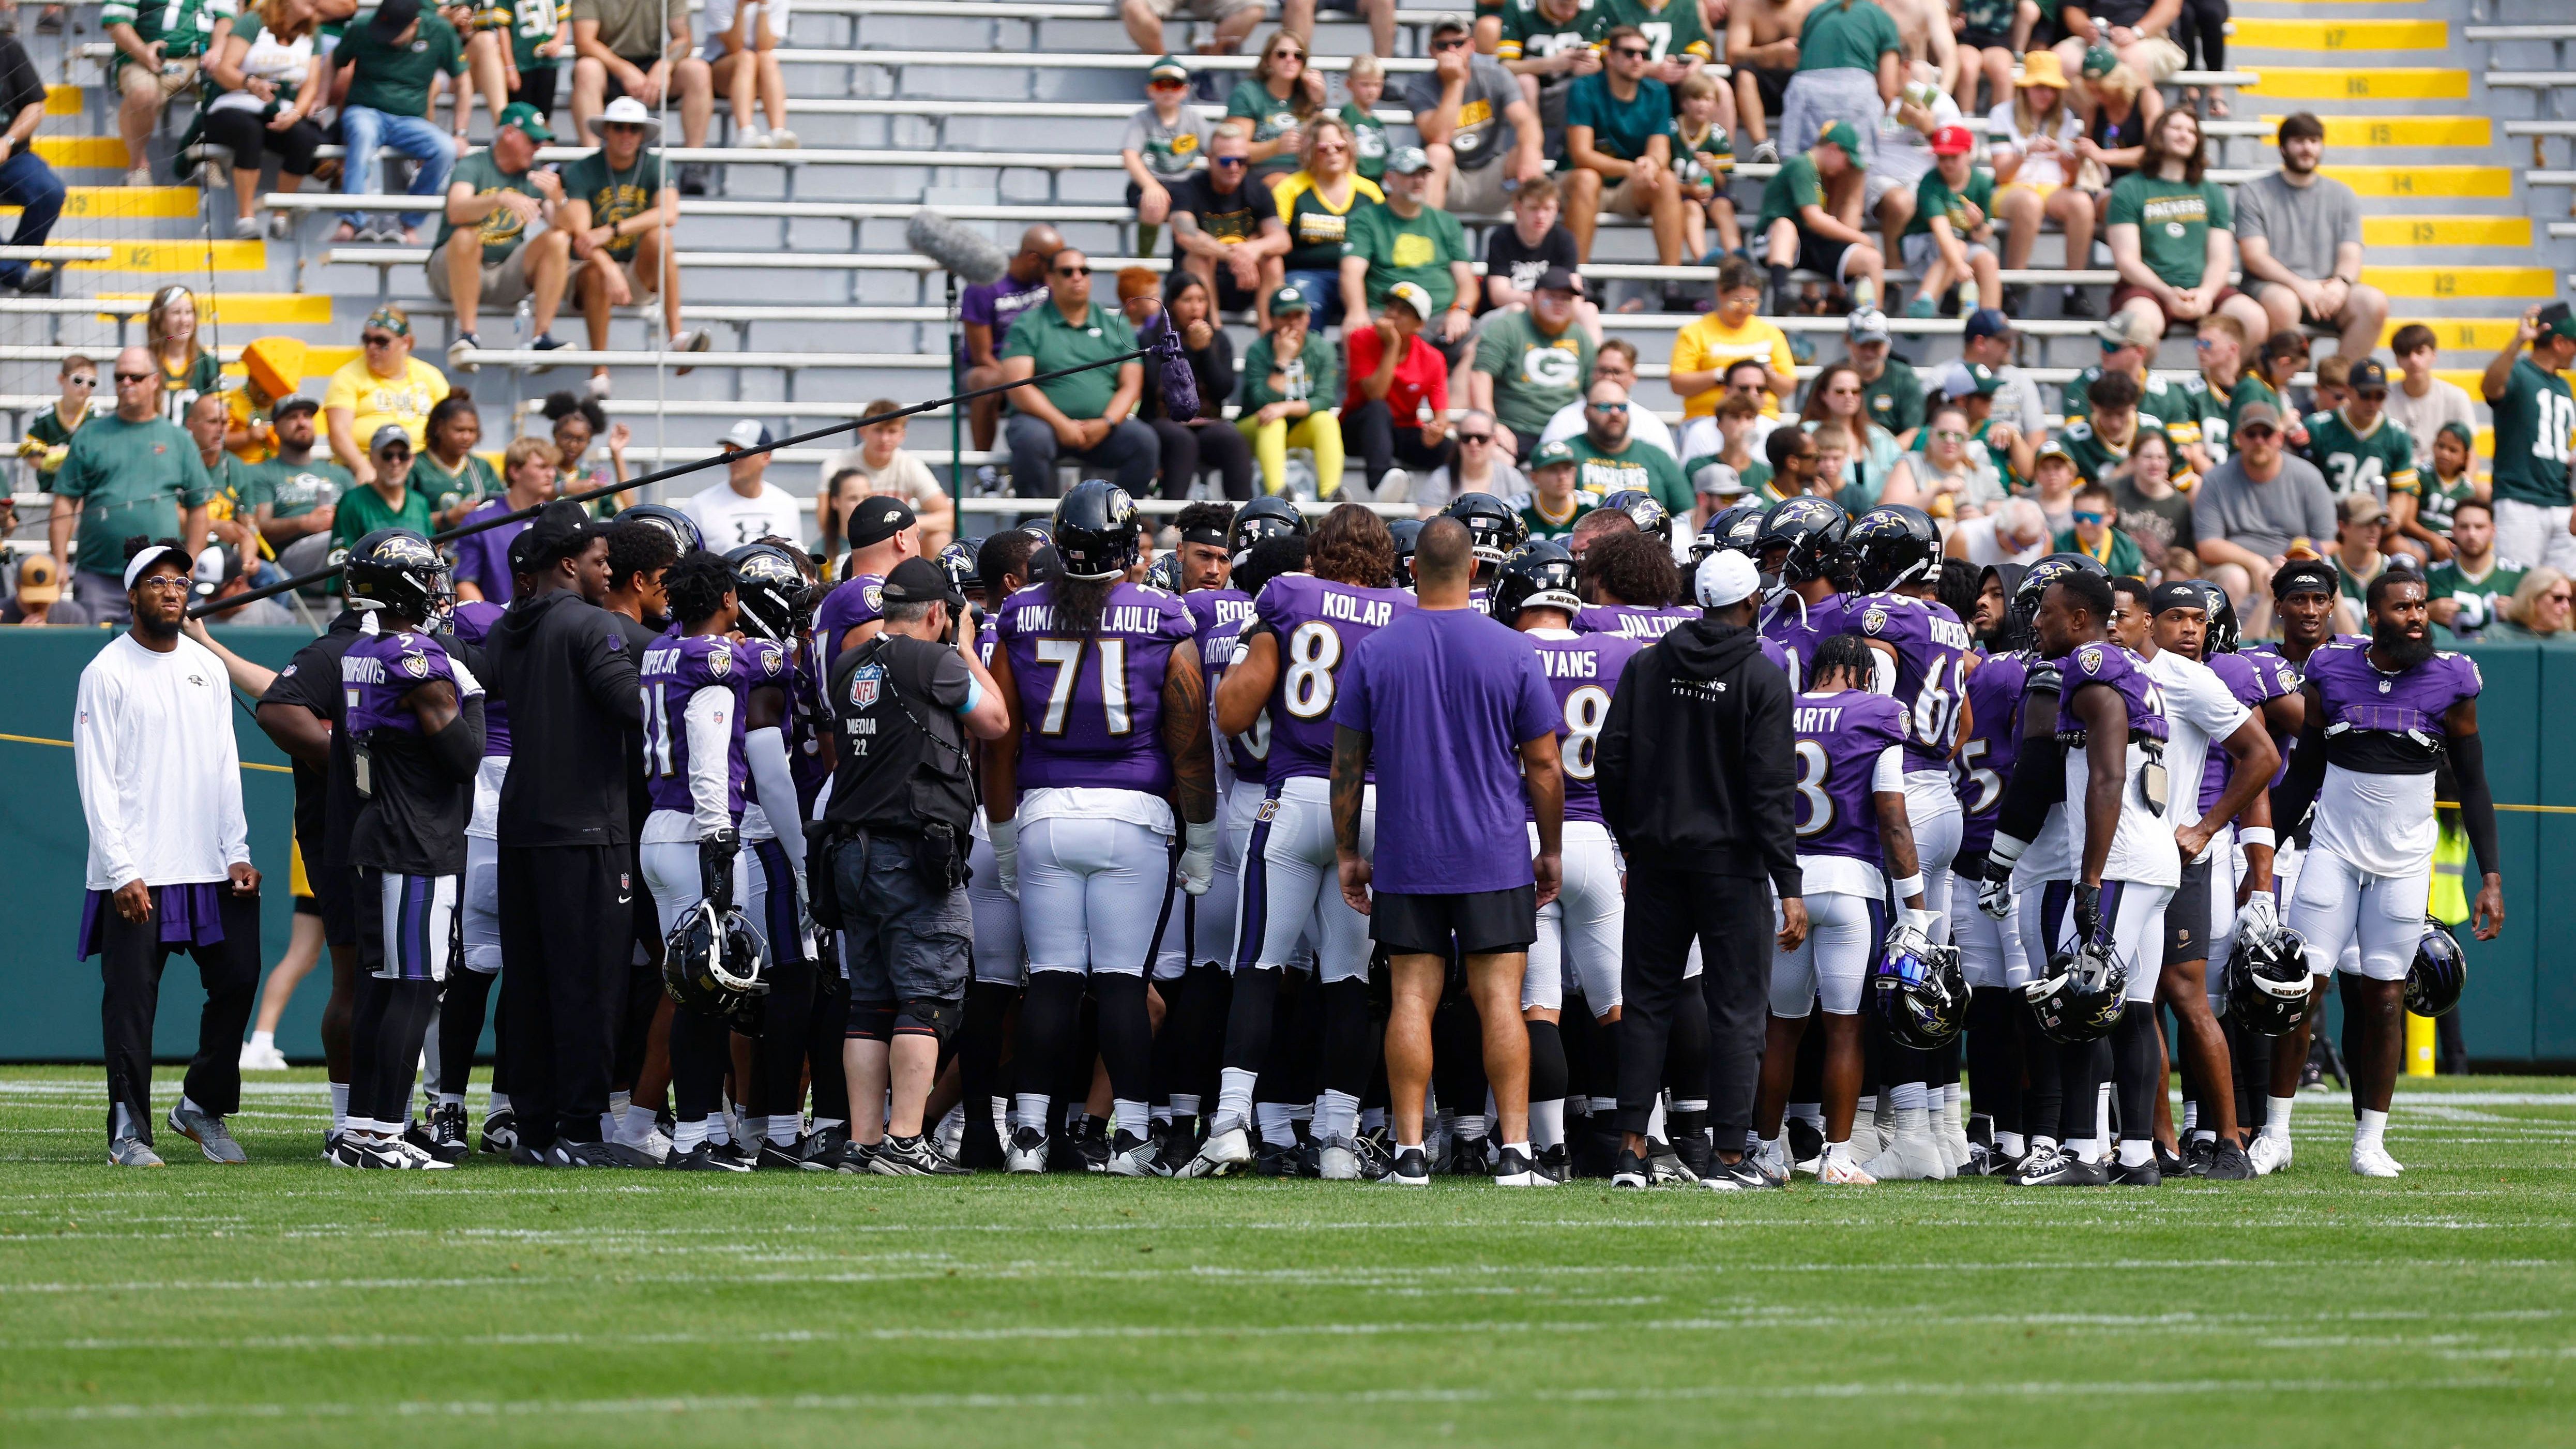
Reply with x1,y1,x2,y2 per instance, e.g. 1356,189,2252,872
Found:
102,0,236,57
1498,0,1612,71
2486,356,2576,509
2060,367,2203,449
1607,0,1712,62
481,0,569,70
2302,406,2420,502
2055,414,2169,486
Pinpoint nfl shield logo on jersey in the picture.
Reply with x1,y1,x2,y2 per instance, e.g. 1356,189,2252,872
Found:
848,662,884,710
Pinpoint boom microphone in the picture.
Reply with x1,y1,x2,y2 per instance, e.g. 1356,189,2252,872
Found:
905,208,1010,286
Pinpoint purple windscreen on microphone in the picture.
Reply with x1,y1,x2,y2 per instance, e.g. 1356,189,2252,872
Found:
1147,312,1199,420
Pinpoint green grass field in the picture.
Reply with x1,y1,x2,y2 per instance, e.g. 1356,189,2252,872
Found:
2,1066,2570,1447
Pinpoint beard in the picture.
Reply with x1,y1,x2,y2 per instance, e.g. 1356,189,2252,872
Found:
134,609,183,641
2373,616,2434,671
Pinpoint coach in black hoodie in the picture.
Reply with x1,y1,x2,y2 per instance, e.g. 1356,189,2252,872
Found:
481,501,646,1165
1598,549,1805,1186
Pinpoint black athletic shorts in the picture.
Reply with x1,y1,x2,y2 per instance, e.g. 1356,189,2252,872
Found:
1792,225,1853,283
509,65,560,119
1750,64,1792,117
2164,856,2212,967
1960,27,2010,49
1371,884,1538,957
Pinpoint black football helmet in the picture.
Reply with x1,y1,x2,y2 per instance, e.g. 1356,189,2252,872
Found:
1870,934,1968,1049
1489,540,1584,628
937,538,984,598
344,527,454,626
1051,479,1142,580
1229,494,1308,565
2007,551,2111,646
2026,939,2126,1044
2406,919,2467,1017
614,502,704,554
1598,489,1672,544
2225,924,2312,1037
727,540,817,643
1388,517,1426,590
2179,577,2242,654
1847,504,1942,595
1690,501,1767,567
662,899,771,1033
1146,552,1185,592
1445,491,1526,569
1755,496,1853,592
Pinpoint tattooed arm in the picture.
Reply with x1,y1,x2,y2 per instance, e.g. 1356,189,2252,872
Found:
1332,723,1372,915
1160,643,1217,825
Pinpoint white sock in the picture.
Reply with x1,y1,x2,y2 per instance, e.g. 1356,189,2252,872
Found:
330,1082,349,1133
1996,1130,2025,1158
249,1030,275,1052
1530,1098,1566,1151
673,1118,709,1152
1856,1093,1877,1121
1889,1082,1928,1112
438,1092,466,1109
768,1115,801,1146
1255,1102,1297,1146
2180,1100,2199,1134
1215,1067,1258,1130
486,1090,510,1116
1361,1107,1385,1134
2355,1107,2388,1151
2066,1137,2101,1164
1745,1127,1764,1152
2264,1094,2297,1139
1942,1082,1962,1112
1113,1098,1149,1140
1788,1102,1823,1130
2117,1139,2155,1168
1500,1140,1533,1167
610,1090,631,1118
1452,1113,1488,1141
1644,1098,1667,1141
1013,1093,1050,1134
2028,1135,2058,1156
619,1105,659,1145
2191,1129,2217,1144
1168,1093,1201,1119
1315,1089,1360,1143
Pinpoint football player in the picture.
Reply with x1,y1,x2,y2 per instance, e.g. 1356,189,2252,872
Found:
985,482,1217,1178
1184,505,1411,1181
1751,634,1934,1186
1575,526,1701,641
425,576,519,1163
638,551,772,1171
1446,491,1527,603
814,496,924,669
1952,564,2034,1173
2132,581,2279,1181
334,531,485,1169
2268,572,2503,1176
1496,540,1644,1185
1842,505,1977,1172
1755,497,1856,691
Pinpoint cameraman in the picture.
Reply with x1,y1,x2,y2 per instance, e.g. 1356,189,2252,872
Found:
820,556,1007,1173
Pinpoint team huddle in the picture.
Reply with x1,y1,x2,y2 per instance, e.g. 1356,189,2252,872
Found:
299,471,2496,1186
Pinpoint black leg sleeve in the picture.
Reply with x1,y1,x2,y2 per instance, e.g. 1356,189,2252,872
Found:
1321,977,1375,1100
668,1005,732,1125
1219,965,1283,1077
957,979,1017,1159
2058,1036,2112,1145
1526,1017,1568,1105
2111,1002,2162,1146
1014,972,1087,1114
1966,986,2023,1136
98,911,171,1143
1092,973,1155,1107
806,985,849,1121
2018,995,2063,1141
438,968,499,1101
1663,981,1710,1100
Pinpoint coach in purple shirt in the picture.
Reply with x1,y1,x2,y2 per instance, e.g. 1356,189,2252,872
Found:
960,223,1065,461
1333,516,1565,1186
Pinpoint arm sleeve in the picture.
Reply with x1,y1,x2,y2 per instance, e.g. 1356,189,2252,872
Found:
427,692,488,782
745,722,806,876
683,686,734,837
73,665,139,889
1873,745,1905,793
581,618,645,724
2449,730,2501,879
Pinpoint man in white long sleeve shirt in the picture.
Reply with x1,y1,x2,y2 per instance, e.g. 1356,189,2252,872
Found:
74,540,263,1167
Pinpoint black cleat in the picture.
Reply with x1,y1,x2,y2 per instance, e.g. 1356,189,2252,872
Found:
480,1107,519,1155
1254,1141,1301,1178
1379,1145,1431,1185
2009,1148,2109,1187
418,1104,473,1165
557,1139,645,1168
2109,1156,2163,1187
1611,1147,1651,1189
2154,1141,2188,1178
804,1123,851,1167
668,1141,753,1172
1674,1132,1713,1181
1533,1144,1571,1184
2202,1139,2257,1181
755,1138,814,1171
2181,1137,2216,1179
1448,1134,1492,1177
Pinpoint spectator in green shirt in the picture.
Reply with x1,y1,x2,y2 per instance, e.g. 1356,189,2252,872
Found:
1754,120,1884,314
18,355,97,491
1842,306,1925,446
1566,379,1691,515
47,347,215,623
236,395,354,579
2051,480,2145,577
998,246,1157,498
334,425,438,551
1518,437,1597,541
563,97,712,391
2424,499,2523,639
434,102,572,361
1337,146,1475,354
1561,27,1685,280
2103,108,2270,350
330,0,466,244
1470,267,1596,455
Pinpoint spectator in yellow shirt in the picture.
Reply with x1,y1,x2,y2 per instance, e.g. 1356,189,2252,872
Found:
322,305,450,486
1669,255,1796,465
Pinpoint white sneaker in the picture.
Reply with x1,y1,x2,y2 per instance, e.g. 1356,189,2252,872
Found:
239,1039,288,1071
584,373,613,400
768,128,798,149
1317,1138,1361,1181
1374,467,1407,503
2351,1141,2403,1178
1816,1151,1878,1186
232,215,262,240
1859,1114,1948,1182
1176,1123,1253,1179
126,164,154,188
2248,1133,2293,1177
742,128,772,148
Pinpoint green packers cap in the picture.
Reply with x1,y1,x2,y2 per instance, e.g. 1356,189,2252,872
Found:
1148,54,1190,83
2547,308,2576,343
497,101,553,142
1531,438,1577,470
2081,44,2119,78
1816,119,1866,168
1269,284,1312,314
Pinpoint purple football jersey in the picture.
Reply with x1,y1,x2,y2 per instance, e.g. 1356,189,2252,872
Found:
1760,634,1792,674
1574,603,1698,642
1791,688,1906,864
1762,590,1851,693
732,637,797,816
1846,593,1975,773
342,628,457,735
2199,651,2290,814
814,574,886,672
1525,629,1642,824
1185,587,1263,779
1253,573,1414,783
2301,640,2480,746
2053,641,2168,744
787,635,832,816
639,632,747,820
1954,647,2029,856
997,581,1198,794
449,600,509,756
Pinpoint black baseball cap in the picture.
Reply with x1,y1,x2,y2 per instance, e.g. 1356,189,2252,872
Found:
512,499,609,571
2272,557,2339,599
2347,358,2389,393
846,495,917,550
882,555,963,609
371,0,422,41
2147,581,2206,615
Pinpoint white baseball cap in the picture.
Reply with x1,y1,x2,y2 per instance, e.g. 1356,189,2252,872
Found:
586,96,664,140
1694,550,1761,609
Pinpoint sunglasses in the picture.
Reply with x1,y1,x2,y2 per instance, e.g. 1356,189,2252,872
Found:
1587,400,1628,413
114,371,152,383
1459,432,1494,444
1268,47,1301,59
2073,511,2106,525
1149,78,1186,90
362,334,398,347
2238,426,2278,440
2550,593,2574,605
1933,428,1968,442
1054,265,1093,277
66,375,96,386
1431,35,1468,50
1612,46,1649,58
1211,155,1247,167
2192,337,2220,350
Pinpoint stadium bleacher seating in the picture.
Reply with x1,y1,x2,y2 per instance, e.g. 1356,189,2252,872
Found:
0,0,2563,518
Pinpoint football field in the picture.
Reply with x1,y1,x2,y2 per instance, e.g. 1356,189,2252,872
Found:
2,1066,2570,1447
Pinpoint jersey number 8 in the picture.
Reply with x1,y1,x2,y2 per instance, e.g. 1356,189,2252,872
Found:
1559,684,1610,782
1282,620,1342,720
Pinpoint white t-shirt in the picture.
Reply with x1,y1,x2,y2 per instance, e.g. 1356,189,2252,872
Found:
1953,511,2049,568
815,445,946,507
683,477,808,550
1537,401,1677,460
75,633,251,891
1987,100,2082,189
1877,88,1963,190
2141,646,2253,842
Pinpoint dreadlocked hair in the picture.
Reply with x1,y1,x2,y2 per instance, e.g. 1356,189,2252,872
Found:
663,550,739,627
1811,633,1877,692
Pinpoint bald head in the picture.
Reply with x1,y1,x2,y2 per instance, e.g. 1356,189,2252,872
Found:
112,345,158,421
1013,224,1066,282
1414,517,1474,588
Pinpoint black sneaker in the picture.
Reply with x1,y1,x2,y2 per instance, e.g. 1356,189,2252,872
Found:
1379,1145,1431,1185
678,162,710,197
1648,1138,1696,1185
755,1138,812,1171
1105,1129,1169,1178
559,1139,646,1168
1786,1117,1825,1174
2154,1140,2188,1178
1491,1144,1544,1186
420,1103,472,1165
509,1140,566,1168
1533,1144,1571,1184
2059,285,2096,320
11,263,57,296
2109,1155,2163,1187
1674,1132,1713,1181
804,1123,851,1167
873,1134,967,1175
480,1108,519,1155
1572,1126,1619,1180
2010,1148,2110,1187
1070,1119,1111,1174
1449,1135,1492,1177
2181,1137,2216,1179
1714,1152,1779,1191
669,1141,753,1172
1611,1147,1651,1189
708,1141,760,1171
831,1139,881,1174
2202,1139,2257,1181
1255,1140,1301,1178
